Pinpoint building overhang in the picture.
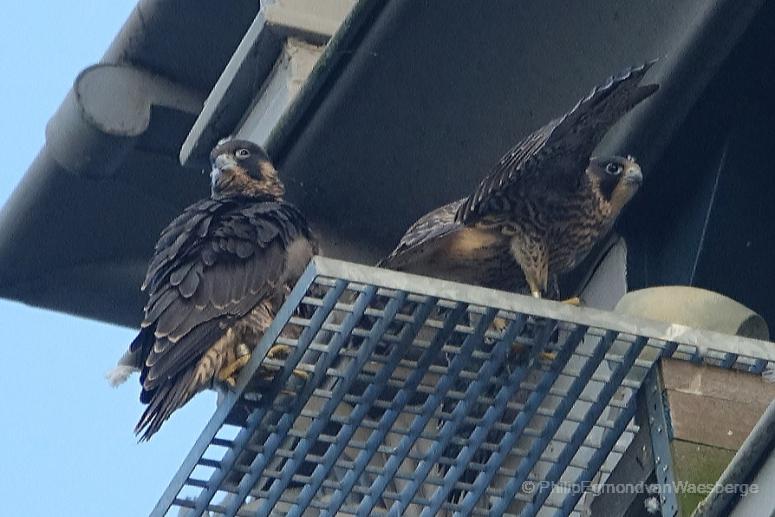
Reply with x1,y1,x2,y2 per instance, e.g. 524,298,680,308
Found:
0,0,766,327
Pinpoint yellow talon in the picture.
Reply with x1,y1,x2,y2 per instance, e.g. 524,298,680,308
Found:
218,345,250,388
561,296,582,306
511,344,556,364
492,317,509,333
260,366,309,383
290,368,310,382
267,344,292,360
259,344,309,383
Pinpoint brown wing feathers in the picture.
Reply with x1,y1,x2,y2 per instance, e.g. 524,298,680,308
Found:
132,198,313,440
378,200,463,269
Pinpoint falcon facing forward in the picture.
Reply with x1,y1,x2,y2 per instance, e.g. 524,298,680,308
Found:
380,63,658,298
108,139,317,440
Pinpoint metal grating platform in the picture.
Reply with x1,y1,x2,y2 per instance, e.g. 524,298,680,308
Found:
151,257,775,517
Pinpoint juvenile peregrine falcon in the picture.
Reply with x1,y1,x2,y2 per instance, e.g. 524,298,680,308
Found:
108,139,317,440
380,62,658,298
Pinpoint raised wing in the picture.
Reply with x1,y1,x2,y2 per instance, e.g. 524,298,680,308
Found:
456,61,658,225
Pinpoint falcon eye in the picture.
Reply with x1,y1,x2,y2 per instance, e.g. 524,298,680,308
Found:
235,148,251,159
605,162,622,175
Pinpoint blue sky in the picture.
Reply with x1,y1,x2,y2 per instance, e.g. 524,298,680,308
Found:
0,3,216,515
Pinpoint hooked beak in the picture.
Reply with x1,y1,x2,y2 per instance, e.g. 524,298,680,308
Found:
625,163,643,186
210,154,238,187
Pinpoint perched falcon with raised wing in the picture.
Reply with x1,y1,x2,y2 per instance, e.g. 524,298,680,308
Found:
108,139,317,440
380,62,658,299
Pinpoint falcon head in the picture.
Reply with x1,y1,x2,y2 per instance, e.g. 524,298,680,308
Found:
209,139,285,199
588,155,642,214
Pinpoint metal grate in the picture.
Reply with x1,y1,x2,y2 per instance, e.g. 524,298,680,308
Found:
151,257,775,517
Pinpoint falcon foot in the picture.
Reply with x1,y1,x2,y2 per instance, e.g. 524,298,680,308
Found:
511,343,556,363
218,343,251,387
492,316,556,364
561,296,582,306
267,343,293,361
492,317,509,333
259,344,310,383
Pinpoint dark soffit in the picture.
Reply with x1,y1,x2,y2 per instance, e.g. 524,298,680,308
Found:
0,0,766,328
0,0,260,327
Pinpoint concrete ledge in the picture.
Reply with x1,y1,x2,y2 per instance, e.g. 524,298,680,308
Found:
264,0,356,43
180,0,356,168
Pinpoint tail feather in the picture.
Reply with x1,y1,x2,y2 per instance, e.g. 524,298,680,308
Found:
135,369,199,441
